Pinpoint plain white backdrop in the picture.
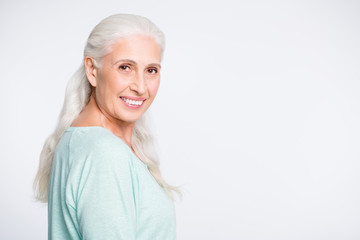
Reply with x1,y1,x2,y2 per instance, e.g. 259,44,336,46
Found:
1,0,360,239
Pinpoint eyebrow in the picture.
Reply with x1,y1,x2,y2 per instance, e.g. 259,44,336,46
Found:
114,59,136,65
148,63,162,69
113,59,161,69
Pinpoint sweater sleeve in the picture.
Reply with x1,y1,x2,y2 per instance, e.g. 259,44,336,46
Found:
67,130,137,240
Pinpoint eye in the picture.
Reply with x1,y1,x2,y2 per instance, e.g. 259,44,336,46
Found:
147,68,158,74
119,65,131,71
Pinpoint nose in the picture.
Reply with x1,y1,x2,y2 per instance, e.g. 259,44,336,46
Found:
129,72,146,95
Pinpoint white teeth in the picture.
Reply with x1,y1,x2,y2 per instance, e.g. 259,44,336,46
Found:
121,97,144,106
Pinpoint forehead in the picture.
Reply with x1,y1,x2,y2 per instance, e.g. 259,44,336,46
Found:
105,35,162,65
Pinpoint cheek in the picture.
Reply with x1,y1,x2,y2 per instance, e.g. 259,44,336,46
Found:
148,79,160,96
112,80,128,93
95,78,124,109
101,75,128,96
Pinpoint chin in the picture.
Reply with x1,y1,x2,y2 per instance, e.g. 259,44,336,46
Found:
118,114,143,123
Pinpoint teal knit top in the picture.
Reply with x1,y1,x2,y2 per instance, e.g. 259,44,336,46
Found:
48,127,176,240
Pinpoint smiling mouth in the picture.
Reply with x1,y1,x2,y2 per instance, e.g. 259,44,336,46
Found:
120,97,145,107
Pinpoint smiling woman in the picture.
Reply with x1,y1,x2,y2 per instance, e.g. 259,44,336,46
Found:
33,14,180,240
72,35,162,140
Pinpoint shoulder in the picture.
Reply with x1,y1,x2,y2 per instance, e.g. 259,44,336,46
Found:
60,127,138,211
67,126,126,149
65,127,132,166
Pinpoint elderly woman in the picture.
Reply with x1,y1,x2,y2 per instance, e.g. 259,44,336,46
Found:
33,14,180,239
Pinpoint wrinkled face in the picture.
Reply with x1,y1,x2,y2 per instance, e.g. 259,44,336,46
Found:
86,35,162,124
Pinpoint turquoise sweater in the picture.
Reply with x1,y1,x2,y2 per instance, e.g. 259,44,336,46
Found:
48,127,176,239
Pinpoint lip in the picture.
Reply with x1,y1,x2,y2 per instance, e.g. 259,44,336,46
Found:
120,96,147,109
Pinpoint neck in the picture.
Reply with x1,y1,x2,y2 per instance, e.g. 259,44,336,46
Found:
88,95,135,147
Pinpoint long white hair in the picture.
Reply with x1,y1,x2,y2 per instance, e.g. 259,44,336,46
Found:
33,14,181,202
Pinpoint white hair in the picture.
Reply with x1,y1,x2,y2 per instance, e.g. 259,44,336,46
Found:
33,14,181,202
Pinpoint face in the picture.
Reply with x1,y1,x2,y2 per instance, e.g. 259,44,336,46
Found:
85,35,162,125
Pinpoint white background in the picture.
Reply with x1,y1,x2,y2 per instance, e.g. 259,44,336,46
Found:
1,0,360,239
